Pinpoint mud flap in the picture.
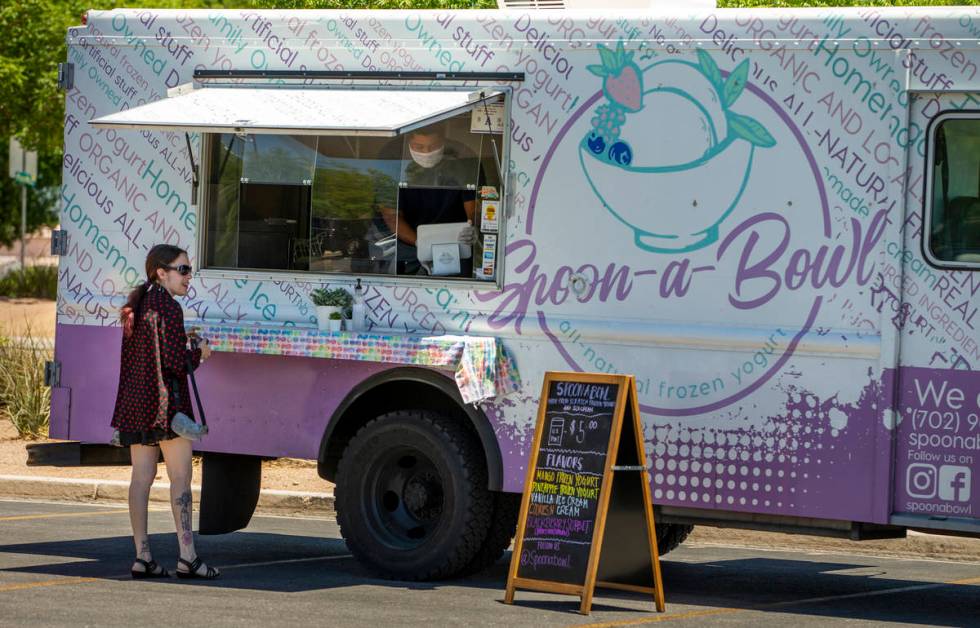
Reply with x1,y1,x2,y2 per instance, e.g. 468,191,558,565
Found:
198,452,262,535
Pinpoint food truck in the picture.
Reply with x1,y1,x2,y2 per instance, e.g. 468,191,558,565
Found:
49,2,980,579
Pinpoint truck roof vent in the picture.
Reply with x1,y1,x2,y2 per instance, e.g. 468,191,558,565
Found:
496,0,716,8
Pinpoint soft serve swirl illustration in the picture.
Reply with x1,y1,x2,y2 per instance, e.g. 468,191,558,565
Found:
581,44,777,254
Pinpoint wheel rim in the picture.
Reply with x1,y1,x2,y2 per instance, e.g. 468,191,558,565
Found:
366,446,445,550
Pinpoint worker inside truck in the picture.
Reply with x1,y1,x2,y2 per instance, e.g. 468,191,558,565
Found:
382,121,480,276
198,92,502,278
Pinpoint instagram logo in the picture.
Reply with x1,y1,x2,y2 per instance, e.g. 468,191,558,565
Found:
906,464,972,501
907,464,938,498
938,466,971,502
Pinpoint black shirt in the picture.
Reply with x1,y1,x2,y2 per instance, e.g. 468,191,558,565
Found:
383,140,478,229
398,187,472,231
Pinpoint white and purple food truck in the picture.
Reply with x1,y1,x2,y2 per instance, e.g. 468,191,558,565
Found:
48,1,979,579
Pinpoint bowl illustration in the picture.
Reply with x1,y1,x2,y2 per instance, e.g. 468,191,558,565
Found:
581,46,775,254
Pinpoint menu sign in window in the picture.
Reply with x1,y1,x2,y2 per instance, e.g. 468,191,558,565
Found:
505,372,666,615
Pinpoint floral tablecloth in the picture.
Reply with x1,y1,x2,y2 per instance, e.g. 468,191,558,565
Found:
189,323,521,404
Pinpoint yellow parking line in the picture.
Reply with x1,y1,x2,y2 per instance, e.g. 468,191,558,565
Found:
948,576,980,585
0,509,128,522
220,554,353,570
576,608,740,626
577,573,980,627
0,577,99,593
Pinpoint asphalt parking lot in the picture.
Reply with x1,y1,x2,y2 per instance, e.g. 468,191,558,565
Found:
1,498,978,627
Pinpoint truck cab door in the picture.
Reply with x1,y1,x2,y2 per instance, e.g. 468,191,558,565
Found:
890,92,980,534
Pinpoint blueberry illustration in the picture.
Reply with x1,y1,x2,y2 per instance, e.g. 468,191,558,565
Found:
608,141,633,166
587,132,606,155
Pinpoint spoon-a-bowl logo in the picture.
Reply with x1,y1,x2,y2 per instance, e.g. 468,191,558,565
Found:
477,47,888,415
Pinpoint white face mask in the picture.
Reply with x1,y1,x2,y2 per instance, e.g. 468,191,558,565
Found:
409,145,445,169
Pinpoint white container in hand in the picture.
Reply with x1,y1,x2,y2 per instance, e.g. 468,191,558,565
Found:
351,279,366,332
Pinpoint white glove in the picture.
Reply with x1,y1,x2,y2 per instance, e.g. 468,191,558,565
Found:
457,223,476,246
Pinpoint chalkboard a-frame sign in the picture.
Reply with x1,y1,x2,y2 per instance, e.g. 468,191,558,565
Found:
504,372,665,615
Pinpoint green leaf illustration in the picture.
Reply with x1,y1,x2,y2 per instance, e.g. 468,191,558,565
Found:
728,112,776,148
696,49,722,91
587,64,608,77
615,40,626,67
723,59,749,106
598,45,617,70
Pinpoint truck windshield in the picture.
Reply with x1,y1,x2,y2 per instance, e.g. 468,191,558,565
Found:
928,116,980,265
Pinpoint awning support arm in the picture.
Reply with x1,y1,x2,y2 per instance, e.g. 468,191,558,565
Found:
185,132,199,205
476,92,504,178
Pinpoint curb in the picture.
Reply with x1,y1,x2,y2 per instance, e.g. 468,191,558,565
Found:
0,474,335,516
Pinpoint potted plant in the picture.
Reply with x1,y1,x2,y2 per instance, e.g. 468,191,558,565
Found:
311,287,353,331
328,311,344,332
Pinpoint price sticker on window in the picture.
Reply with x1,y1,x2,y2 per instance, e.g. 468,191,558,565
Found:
480,200,499,233
471,103,505,134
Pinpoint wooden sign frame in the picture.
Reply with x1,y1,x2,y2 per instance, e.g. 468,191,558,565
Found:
504,372,665,615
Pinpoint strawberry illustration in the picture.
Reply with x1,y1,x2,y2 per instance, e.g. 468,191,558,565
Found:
587,41,643,112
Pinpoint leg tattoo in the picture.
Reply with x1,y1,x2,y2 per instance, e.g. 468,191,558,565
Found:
175,490,193,547
139,539,151,559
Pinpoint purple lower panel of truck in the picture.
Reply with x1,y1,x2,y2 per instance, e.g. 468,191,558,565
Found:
52,323,389,459
53,323,910,526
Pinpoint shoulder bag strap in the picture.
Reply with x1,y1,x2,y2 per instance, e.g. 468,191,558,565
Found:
185,345,207,428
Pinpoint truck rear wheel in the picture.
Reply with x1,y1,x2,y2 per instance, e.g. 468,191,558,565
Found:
656,523,694,554
335,410,493,580
461,491,521,575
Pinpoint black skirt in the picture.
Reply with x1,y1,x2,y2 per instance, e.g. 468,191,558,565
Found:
118,426,180,447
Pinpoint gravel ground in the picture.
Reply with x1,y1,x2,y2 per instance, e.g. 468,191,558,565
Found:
0,297,55,338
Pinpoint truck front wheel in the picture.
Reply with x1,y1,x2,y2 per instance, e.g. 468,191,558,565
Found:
335,410,493,580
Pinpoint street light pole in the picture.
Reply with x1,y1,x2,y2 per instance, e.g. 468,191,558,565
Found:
8,139,36,268
20,179,27,269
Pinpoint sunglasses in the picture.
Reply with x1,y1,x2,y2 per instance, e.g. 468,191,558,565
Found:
164,264,193,276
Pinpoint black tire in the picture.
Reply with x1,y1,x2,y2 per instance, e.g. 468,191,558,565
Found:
460,491,521,576
335,410,493,580
656,523,694,555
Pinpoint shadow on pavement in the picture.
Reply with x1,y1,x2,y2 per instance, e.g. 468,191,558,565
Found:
0,531,506,593
657,557,979,626
1,533,977,625
496,556,979,624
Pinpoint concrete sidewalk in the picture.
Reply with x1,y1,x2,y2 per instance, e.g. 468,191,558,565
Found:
0,474,334,515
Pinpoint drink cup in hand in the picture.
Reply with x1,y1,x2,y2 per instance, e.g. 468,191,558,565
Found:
458,222,476,246
188,330,211,361
199,339,212,361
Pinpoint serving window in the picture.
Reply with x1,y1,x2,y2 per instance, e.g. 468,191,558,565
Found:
201,98,505,280
925,113,980,268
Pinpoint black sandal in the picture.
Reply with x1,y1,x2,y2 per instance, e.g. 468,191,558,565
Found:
176,556,220,580
131,558,169,579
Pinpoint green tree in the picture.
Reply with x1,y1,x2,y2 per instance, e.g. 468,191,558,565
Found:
0,0,83,246
722,1,968,6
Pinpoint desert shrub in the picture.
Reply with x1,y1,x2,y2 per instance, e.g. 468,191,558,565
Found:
0,325,51,439
0,264,58,299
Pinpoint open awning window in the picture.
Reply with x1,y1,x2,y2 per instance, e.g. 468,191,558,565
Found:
89,87,500,136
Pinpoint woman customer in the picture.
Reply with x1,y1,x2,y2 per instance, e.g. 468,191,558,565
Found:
111,244,220,580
